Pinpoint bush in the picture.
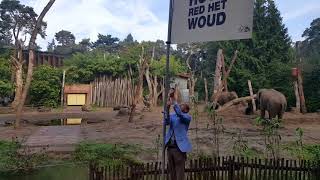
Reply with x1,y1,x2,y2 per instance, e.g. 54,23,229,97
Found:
285,143,320,165
30,66,62,108
73,142,141,167
0,140,48,172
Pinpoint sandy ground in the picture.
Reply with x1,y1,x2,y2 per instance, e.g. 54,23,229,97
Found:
0,105,319,161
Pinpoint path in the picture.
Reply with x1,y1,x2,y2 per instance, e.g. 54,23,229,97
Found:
23,125,82,153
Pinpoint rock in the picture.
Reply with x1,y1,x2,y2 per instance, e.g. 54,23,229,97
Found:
113,106,129,111
117,107,130,116
82,105,93,112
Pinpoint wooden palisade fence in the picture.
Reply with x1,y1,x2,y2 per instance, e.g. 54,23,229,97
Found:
91,76,135,107
89,157,320,180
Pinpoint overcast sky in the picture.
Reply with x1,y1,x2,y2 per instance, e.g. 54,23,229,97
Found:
17,0,320,50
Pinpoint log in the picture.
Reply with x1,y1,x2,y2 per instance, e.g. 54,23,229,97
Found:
204,78,208,104
247,80,256,112
217,95,257,112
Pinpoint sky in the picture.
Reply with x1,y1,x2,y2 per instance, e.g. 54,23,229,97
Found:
16,0,320,50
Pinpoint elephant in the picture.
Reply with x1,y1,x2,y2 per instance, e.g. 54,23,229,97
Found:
217,91,238,106
256,89,287,119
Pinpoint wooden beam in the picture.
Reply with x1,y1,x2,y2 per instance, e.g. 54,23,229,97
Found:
248,80,256,112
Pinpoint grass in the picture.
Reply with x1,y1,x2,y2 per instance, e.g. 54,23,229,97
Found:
72,142,142,167
0,140,48,173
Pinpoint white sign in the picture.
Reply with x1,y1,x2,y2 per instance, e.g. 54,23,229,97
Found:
171,0,254,44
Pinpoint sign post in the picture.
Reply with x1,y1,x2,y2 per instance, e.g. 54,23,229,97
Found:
162,0,174,179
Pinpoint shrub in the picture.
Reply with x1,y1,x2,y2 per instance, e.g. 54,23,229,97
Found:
73,142,141,167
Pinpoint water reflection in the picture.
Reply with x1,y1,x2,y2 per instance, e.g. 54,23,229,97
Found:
0,164,88,180
49,118,82,126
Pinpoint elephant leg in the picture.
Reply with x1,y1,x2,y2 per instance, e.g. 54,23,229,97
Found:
260,109,265,119
269,111,277,120
278,112,284,120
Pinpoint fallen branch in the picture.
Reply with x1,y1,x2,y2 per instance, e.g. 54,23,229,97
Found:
217,95,256,112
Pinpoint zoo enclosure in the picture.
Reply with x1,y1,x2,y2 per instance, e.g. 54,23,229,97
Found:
89,156,320,180
91,76,135,107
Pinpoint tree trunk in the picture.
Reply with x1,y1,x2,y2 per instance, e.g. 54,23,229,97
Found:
221,54,228,92
212,50,238,104
145,65,153,106
204,78,208,104
188,76,197,98
213,49,223,99
15,0,56,128
297,70,307,113
293,80,301,113
152,75,158,106
11,63,23,109
129,46,147,122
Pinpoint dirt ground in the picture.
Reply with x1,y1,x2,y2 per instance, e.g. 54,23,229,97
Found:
0,105,319,161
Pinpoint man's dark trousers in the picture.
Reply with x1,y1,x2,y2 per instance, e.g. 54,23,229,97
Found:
167,145,186,180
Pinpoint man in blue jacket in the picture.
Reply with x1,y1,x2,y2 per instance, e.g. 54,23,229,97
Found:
164,89,192,180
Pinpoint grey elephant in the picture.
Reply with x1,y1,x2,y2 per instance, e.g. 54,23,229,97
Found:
217,91,238,106
257,89,287,119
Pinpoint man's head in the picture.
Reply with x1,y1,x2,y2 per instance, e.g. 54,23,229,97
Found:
180,103,190,113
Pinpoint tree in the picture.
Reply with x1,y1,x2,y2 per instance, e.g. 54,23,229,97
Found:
47,39,56,52
30,65,62,107
15,0,56,128
175,43,204,100
93,34,120,53
0,0,47,109
299,18,320,112
78,38,92,52
54,30,76,55
123,33,134,44
55,30,75,46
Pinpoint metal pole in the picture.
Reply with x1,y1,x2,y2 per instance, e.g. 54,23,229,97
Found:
162,0,174,179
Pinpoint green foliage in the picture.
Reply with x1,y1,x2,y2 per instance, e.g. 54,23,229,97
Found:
73,142,141,167
151,56,186,77
206,106,224,157
30,66,62,107
300,18,320,112
255,117,282,159
64,51,130,83
232,131,261,158
0,0,47,42
93,34,120,53
55,30,75,46
284,143,320,165
0,81,13,97
0,57,13,97
304,66,320,112
0,140,48,172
